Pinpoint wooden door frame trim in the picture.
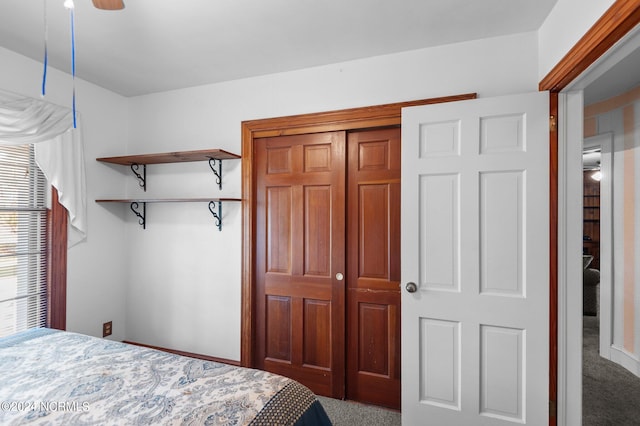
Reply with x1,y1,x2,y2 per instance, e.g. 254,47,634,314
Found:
548,92,559,426
240,93,477,367
47,187,67,331
540,1,640,425
539,0,640,93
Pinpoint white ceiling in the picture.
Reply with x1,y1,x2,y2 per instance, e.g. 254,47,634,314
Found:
583,42,640,105
0,0,558,97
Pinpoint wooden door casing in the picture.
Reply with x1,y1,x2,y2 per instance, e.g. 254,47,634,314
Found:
346,128,401,409
255,131,346,398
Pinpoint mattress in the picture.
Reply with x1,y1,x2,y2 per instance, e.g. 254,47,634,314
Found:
0,328,331,425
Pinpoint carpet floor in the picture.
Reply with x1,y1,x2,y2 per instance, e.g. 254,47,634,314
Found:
583,315,640,425
316,396,401,426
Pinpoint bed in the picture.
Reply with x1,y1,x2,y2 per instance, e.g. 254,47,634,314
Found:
0,328,332,425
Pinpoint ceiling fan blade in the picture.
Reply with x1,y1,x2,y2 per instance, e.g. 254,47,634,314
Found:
92,0,125,10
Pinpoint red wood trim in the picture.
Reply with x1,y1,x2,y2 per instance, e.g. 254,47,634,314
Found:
240,94,477,368
539,0,640,92
96,148,240,165
241,123,255,368
47,187,67,331
242,94,477,138
123,340,241,366
95,198,241,203
548,92,559,426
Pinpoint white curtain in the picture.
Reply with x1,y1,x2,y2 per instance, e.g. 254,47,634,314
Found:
0,89,86,247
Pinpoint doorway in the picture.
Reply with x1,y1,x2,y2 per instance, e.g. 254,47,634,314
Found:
554,18,640,425
581,134,613,357
580,95,640,424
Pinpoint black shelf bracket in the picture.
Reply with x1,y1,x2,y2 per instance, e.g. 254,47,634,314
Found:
131,163,146,191
208,200,222,231
130,201,146,229
208,158,223,190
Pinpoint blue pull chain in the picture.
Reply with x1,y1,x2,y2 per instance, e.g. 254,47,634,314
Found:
42,0,48,97
70,6,77,128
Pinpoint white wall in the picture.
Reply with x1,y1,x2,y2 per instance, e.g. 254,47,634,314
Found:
0,46,130,341
125,31,540,360
538,0,615,81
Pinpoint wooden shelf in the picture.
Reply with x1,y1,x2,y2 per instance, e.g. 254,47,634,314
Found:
583,170,600,269
96,149,240,192
96,149,241,230
96,198,241,203
96,149,240,165
96,198,240,231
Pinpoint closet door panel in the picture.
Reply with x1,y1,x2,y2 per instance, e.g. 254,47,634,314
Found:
255,132,346,398
347,128,401,409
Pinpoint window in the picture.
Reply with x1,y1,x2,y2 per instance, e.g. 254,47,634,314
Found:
0,145,48,338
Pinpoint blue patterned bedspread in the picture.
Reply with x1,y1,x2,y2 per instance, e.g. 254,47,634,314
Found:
0,328,331,425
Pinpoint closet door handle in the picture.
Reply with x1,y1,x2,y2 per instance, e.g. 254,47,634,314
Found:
405,282,418,293
335,272,344,281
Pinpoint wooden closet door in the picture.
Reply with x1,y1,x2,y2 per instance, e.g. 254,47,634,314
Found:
346,128,401,409
255,132,346,398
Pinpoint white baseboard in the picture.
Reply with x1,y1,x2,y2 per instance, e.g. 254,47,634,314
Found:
609,345,640,378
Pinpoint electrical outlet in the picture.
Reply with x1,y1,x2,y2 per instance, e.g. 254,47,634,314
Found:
103,321,112,337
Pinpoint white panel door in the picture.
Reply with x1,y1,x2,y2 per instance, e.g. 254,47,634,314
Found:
401,92,549,425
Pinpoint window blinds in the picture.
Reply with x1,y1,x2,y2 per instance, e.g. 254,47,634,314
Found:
0,145,47,338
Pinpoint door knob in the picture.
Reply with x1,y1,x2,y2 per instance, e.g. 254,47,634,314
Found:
405,282,418,293
335,272,344,281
